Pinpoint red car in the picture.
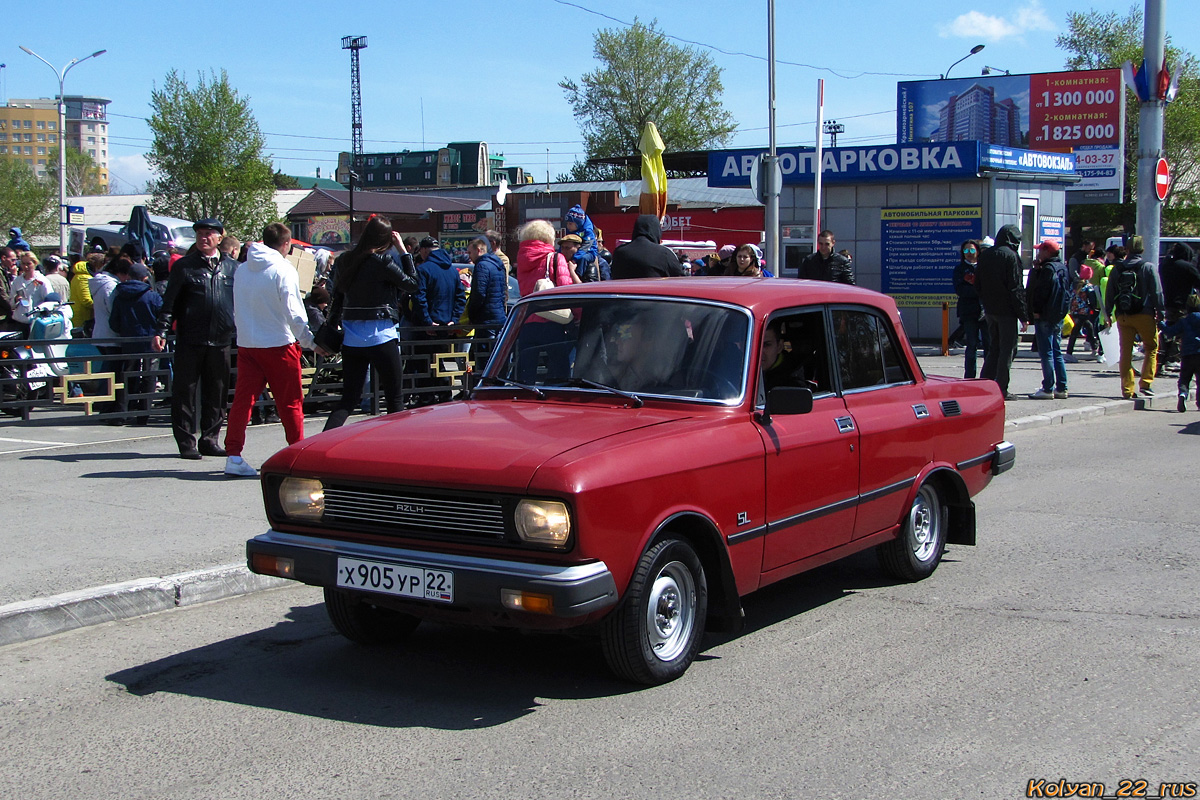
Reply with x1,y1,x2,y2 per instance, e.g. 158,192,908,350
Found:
248,278,1014,685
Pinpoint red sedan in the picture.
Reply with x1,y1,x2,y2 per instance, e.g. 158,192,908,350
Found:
248,278,1014,684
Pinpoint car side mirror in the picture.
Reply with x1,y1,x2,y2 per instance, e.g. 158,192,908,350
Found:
759,386,813,424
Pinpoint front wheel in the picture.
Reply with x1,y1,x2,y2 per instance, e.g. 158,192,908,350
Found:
601,538,708,685
877,482,947,582
323,587,421,645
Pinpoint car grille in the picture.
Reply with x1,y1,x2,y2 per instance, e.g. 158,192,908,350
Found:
323,486,507,541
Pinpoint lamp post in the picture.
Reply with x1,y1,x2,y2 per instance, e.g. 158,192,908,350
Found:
18,46,106,255
981,66,1010,76
942,44,984,79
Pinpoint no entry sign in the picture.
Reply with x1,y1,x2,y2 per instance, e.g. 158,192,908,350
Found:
1156,158,1171,201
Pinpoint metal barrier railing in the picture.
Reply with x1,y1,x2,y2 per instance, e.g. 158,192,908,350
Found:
0,324,504,424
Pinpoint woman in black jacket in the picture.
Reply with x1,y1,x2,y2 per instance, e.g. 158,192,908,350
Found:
323,216,419,430
952,239,988,378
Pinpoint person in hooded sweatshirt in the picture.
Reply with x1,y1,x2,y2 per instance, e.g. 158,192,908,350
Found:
1159,242,1200,368
975,224,1028,399
109,260,163,425
412,241,467,404
610,215,684,279
563,204,602,282
222,223,324,477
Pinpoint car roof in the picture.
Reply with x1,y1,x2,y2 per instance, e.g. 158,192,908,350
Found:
523,277,897,318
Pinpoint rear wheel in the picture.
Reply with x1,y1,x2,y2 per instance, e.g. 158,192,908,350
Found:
601,538,708,685
323,587,421,645
877,482,946,582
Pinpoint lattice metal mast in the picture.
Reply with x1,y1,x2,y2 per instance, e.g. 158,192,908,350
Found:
341,36,367,172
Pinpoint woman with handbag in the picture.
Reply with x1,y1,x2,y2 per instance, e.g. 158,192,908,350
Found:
322,216,419,430
514,220,577,383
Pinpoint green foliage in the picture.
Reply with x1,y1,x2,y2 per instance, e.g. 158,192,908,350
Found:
146,69,278,240
272,170,302,190
0,159,56,238
1056,6,1200,236
45,147,106,196
560,19,737,181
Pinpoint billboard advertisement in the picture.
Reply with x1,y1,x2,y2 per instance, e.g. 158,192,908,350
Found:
897,69,1123,200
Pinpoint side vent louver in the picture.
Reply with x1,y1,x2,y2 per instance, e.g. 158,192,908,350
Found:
940,400,962,417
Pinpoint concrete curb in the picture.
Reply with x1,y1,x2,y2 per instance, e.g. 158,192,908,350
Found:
1006,398,1138,430
0,564,289,647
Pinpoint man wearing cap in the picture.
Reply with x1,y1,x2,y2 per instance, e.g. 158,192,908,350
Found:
558,234,586,282
153,218,238,459
416,236,439,266
1024,240,1070,399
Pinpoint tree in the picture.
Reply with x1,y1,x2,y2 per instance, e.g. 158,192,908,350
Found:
272,170,301,190
146,69,278,240
1056,6,1200,235
0,160,56,238
560,19,737,181
45,146,105,196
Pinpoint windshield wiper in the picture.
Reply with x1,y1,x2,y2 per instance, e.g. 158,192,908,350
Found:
477,375,546,399
566,377,644,408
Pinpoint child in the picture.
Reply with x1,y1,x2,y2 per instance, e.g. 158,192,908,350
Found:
1159,292,1200,412
1065,270,1102,362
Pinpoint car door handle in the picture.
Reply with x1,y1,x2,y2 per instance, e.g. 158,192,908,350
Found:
835,416,855,433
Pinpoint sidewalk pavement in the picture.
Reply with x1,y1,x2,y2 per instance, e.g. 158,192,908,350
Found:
0,350,1180,648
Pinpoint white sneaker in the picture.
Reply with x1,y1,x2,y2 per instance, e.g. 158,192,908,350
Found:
1028,389,1054,399
224,455,259,477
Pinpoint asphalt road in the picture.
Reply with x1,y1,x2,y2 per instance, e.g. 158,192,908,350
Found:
1,409,1197,799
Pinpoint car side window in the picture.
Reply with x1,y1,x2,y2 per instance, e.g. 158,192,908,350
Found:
758,308,833,402
831,308,913,392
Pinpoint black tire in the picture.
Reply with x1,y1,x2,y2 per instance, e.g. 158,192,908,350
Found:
323,587,421,645
601,537,708,685
877,482,947,582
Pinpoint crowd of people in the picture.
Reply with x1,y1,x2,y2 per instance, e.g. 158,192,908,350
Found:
961,227,1200,411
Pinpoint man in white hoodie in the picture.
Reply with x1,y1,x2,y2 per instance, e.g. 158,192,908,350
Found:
223,223,326,477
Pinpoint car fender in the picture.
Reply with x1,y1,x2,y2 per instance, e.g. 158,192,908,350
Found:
906,462,975,546
646,510,745,634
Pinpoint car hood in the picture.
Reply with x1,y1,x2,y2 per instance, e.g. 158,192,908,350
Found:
268,399,693,492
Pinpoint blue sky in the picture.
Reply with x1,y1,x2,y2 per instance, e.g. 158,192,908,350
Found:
4,0,1195,193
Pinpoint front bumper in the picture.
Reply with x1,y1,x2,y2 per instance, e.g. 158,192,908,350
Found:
247,529,618,621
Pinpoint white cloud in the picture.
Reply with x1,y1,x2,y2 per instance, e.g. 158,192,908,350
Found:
940,1,1056,42
107,153,153,194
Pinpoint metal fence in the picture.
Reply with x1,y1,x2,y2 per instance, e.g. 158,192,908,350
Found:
0,325,503,424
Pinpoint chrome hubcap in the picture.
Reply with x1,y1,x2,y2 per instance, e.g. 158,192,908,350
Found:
645,561,695,662
910,487,940,562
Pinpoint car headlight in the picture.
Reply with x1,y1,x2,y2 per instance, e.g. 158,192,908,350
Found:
514,499,571,548
279,477,325,521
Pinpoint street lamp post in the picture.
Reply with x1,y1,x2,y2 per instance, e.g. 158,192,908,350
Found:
18,46,106,255
942,44,985,79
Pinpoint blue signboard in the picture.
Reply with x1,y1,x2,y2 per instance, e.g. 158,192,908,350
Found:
880,207,983,305
707,142,982,187
981,146,1076,175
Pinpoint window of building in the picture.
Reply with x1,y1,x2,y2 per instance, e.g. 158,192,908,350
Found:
424,170,431,179
37,147,46,155
88,149,95,157
48,135,56,144
367,157,375,166
24,133,33,142
24,146,32,154
384,157,391,165
384,172,390,181
0,133,6,142
23,120,33,128
37,120,46,129
37,134,46,142
101,150,106,158
440,155,449,164
0,146,6,154
48,122,55,130
86,123,94,132
424,155,433,163
87,137,95,144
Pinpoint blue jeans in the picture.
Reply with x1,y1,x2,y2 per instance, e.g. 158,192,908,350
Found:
960,315,989,379
1034,318,1067,392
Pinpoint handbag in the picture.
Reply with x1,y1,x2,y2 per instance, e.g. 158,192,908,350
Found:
533,253,574,324
313,319,343,354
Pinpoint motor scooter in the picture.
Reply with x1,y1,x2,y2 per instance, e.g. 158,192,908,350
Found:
0,297,101,415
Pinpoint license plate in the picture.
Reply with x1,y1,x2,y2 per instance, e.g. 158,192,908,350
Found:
335,557,454,604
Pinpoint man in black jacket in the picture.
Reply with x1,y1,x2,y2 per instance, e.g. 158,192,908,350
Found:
610,215,684,279
975,223,1028,399
1159,243,1200,368
799,230,855,284
152,219,238,459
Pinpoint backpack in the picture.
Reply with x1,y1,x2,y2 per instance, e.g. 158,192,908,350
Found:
1114,267,1144,315
1045,263,1072,319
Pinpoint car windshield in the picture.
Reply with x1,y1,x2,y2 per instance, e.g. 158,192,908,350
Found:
487,296,750,403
